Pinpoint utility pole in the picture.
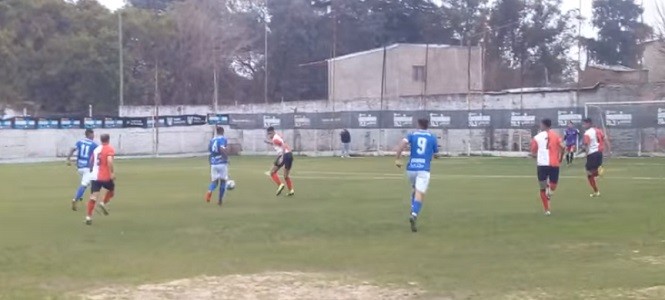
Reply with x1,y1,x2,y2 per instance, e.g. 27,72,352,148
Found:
264,0,269,104
118,11,124,109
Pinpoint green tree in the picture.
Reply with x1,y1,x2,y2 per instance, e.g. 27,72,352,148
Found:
586,0,652,67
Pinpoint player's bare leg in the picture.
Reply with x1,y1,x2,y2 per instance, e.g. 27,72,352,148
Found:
539,180,551,215
410,189,425,232
587,169,601,197
206,179,219,203
85,192,100,225
284,168,294,196
270,164,286,196
217,179,227,206
98,190,112,216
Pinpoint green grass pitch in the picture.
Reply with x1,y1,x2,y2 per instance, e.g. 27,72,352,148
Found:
0,156,664,299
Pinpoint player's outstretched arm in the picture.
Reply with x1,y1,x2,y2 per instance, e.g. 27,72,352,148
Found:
67,147,76,166
394,139,408,168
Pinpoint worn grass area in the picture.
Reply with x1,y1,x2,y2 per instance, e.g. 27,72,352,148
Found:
0,156,663,299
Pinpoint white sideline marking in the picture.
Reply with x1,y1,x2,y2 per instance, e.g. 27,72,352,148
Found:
289,171,665,181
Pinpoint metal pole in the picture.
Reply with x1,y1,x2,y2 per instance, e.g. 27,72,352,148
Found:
264,0,269,104
118,12,124,108
379,45,387,154
88,104,92,117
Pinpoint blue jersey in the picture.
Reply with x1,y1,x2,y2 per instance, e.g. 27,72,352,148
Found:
405,130,438,172
74,139,97,169
209,136,228,165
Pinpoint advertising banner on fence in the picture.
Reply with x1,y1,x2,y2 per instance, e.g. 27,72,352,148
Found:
59,117,80,129
468,112,491,127
557,110,583,127
658,108,665,126
186,115,207,126
605,110,633,127
103,117,123,128
83,117,103,129
123,117,148,128
0,119,12,129
392,112,413,128
510,112,536,127
37,118,59,129
229,114,259,129
207,114,230,125
357,112,378,128
294,114,312,128
429,112,452,128
12,117,36,129
263,115,281,128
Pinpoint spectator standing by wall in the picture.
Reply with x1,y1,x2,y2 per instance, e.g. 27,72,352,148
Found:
340,129,351,157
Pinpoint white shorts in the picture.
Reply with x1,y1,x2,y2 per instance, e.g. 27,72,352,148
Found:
407,171,431,193
77,168,92,187
211,164,229,182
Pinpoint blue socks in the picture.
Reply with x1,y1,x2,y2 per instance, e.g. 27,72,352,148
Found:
74,186,86,201
411,196,423,217
208,181,219,192
218,184,226,202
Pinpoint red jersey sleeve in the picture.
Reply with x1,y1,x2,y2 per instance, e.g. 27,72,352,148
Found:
273,138,283,146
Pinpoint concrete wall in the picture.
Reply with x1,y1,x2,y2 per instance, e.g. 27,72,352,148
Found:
643,41,665,83
580,66,648,86
6,84,665,163
328,44,482,101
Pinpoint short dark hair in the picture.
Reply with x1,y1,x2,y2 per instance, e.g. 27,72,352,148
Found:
266,126,275,133
100,134,110,143
583,118,592,124
216,126,224,135
85,128,94,135
541,118,552,128
417,118,429,130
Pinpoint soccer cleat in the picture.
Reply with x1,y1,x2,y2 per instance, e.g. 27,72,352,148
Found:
590,191,601,198
217,200,223,206
84,217,92,225
276,184,286,196
545,210,551,216
288,190,295,196
98,203,109,216
409,215,418,233
72,200,78,211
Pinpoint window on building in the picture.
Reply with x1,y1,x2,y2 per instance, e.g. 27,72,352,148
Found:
413,65,426,82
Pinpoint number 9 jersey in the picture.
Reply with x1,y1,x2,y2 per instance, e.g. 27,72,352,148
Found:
405,130,439,172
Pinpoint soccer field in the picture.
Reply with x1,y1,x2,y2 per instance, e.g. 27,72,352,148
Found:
1,156,664,299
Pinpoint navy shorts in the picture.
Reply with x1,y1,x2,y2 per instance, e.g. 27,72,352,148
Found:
537,166,560,184
274,152,294,170
586,152,603,171
91,180,115,193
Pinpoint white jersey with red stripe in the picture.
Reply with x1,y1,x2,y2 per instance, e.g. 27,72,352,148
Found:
272,134,291,155
584,127,605,154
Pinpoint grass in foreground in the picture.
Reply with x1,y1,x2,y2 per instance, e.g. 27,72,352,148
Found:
0,156,664,299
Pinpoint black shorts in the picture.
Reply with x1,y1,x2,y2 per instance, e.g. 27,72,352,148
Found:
586,152,603,171
537,166,560,184
274,152,294,170
91,180,115,193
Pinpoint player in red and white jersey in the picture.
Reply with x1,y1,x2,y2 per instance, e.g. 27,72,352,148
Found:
265,126,294,196
85,133,116,225
530,118,564,216
582,118,608,197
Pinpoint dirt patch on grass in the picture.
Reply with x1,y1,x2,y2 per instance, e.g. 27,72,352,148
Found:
80,272,423,300
633,255,665,266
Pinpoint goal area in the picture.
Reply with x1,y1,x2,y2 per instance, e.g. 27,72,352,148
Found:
584,100,665,157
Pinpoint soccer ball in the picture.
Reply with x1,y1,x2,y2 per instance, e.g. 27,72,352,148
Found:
226,180,236,190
